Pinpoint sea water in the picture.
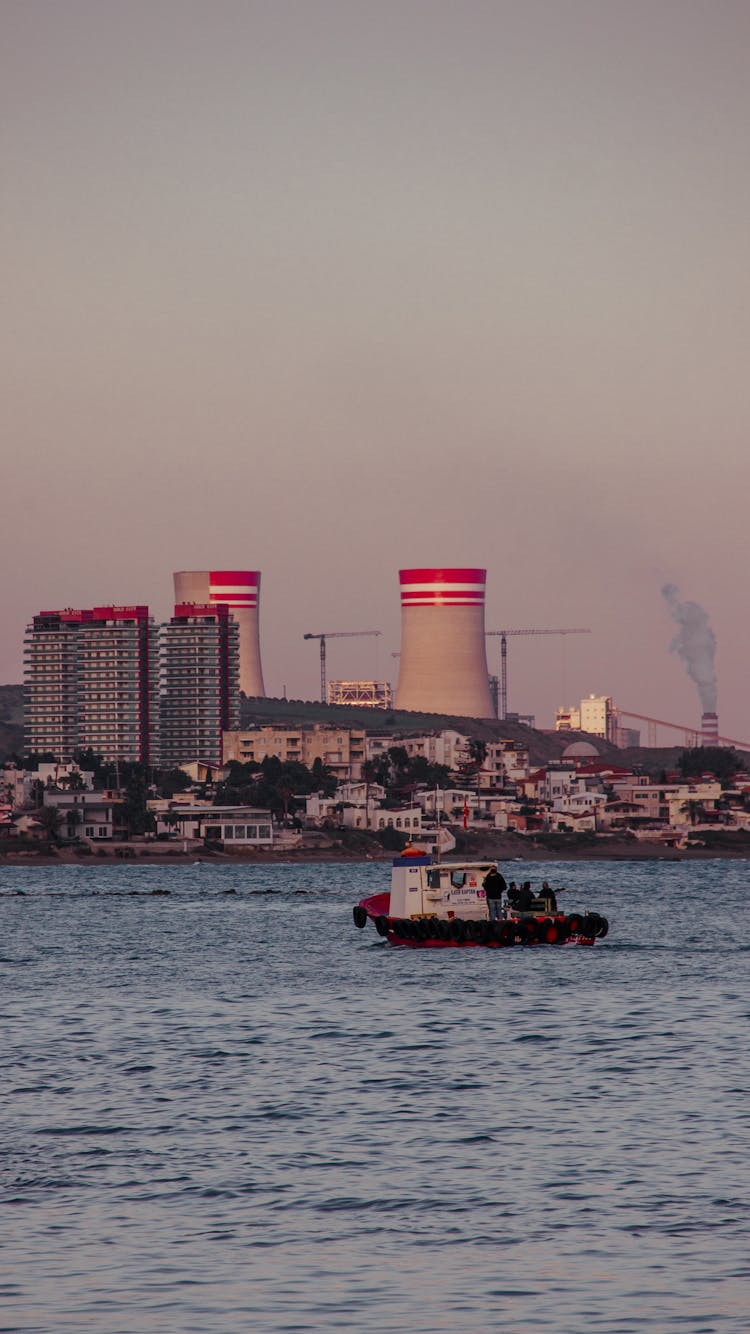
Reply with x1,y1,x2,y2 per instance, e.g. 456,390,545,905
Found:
1,858,748,1333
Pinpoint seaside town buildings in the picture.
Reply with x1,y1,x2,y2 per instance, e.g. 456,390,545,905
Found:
2,725,741,848
4,719,750,851
222,724,366,780
13,568,748,853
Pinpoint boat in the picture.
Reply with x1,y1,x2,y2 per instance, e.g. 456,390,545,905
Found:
352,850,609,947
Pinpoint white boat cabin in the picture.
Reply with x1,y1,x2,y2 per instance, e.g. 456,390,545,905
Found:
389,854,494,921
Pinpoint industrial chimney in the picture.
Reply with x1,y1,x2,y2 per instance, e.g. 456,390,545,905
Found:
395,567,494,717
701,711,719,747
173,570,266,697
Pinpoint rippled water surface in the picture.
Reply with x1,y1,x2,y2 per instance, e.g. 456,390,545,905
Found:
2,858,749,1332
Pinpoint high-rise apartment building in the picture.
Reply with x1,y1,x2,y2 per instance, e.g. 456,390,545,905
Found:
24,606,159,764
160,603,240,768
24,609,90,760
76,607,159,764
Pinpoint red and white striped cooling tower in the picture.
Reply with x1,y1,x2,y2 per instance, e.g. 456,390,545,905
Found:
395,568,493,717
173,570,265,697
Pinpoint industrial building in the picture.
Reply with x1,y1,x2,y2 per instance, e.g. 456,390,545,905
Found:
326,680,392,708
160,603,240,769
394,567,494,718
555,695,640,749
173,570,265,697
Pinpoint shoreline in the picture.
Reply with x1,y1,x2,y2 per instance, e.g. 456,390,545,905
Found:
2,840,750,866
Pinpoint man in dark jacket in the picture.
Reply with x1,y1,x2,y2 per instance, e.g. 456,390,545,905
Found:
516,880,535,911
482,866,507,920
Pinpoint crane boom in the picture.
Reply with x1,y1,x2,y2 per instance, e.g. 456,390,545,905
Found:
303,630,382,703
485,628,591,720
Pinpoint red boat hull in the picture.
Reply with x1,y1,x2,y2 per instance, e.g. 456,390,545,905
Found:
356,893,598,947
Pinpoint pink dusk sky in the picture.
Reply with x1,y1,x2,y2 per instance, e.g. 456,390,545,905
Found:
2,1,749,739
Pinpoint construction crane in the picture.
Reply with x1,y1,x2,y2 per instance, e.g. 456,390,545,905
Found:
485,628,591,720
303,630,382,703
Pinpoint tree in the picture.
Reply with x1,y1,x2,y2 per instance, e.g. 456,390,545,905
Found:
161,811,181,839
679,799,704,827
121,769,155,836
677,747,745,789
36,806,63,841
65,807,82,839
158,768,193,799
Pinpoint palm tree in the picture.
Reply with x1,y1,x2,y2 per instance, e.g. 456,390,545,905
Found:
679,799,704,827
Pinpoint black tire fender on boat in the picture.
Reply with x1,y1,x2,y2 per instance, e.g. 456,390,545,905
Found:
567,913,583,934
499,921,515,947
374,914,390,937
449,918,466,942
353,905,368,929
581,914,598,938
515,918,535,944
597,916,609,938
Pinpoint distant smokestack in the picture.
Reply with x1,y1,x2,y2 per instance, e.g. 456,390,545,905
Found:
173,570,265,697
662,583,717,717
701,711,719,747
395,567,493,717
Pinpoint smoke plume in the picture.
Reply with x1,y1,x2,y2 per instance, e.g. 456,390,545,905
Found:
662,583,717,713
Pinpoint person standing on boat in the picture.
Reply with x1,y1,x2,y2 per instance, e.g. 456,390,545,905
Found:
482,865,507,920
516,880,535,911
541,880,558,912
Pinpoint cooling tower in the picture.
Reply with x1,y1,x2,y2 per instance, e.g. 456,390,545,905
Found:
395,568,494,717
173,570,265,697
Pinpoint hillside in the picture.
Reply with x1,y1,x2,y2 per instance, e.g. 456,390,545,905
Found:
239,696,680,773
0,684,689,775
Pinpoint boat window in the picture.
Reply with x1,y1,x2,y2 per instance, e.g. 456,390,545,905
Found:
451,871,467,888
427,869,442,889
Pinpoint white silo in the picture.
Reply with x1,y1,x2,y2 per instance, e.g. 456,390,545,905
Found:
173,569,266,697
395,567,493,717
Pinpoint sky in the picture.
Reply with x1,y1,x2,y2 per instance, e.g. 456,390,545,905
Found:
3,0,749,740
